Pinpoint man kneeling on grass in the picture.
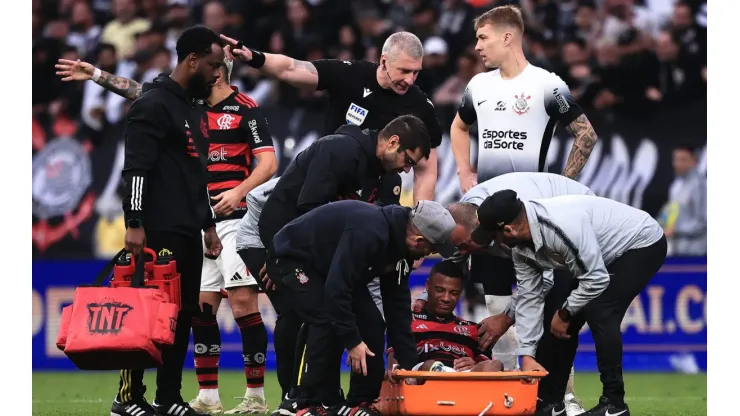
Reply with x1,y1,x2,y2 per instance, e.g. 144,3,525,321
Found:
387,260,503,375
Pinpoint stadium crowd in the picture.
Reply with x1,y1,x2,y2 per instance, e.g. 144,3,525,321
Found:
33,0,707,132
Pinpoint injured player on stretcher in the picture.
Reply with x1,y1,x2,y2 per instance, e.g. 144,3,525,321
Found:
386,260,503,377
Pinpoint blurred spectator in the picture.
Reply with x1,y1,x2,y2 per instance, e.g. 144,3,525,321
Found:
33,38,64,114
563,1,600,48
202,1,228,34
386,0,421,31
437,0,476,62
599,0,659,46
80,43,118,132
657,145,706,256
279,0,321,58
330,24,365,60
410,2,441,41
432,52,478,123
654,30,705,106
354,6,394,61
66,1,102,58
558,38,597,100
163,0,193,65
416,36,450,96
669,1,706,66
139,0,167,21
100,0,150,59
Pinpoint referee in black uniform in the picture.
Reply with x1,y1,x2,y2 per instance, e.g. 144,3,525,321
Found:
112,27,225,416
219,31,443,202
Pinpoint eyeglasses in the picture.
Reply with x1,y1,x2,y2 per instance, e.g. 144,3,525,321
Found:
404,150,418,168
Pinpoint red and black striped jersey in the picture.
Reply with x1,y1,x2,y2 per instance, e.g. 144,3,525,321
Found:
200,87,274,222
387,311,490,367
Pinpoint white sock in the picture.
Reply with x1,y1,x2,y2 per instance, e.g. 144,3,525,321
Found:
198,388,220,405
246,387,265,399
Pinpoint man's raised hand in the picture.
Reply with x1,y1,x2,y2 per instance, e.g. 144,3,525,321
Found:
219,35,253,62
55,59,94,82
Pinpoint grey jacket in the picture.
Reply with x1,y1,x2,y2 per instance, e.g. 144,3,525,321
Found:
512,195,664,356
235,177,280,251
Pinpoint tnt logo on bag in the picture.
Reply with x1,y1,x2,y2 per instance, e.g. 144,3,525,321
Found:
87,302,133,334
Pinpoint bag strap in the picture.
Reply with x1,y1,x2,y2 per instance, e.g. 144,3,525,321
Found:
90,248,154,288
91,248,127,287
129,249,147,288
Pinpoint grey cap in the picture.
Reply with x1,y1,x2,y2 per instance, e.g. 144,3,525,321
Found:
410,200,456,244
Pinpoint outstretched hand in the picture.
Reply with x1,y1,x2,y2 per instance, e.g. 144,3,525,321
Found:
55,59,95,82
219,34,253,62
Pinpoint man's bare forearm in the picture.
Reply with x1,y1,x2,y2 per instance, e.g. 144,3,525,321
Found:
97,71,142,101
262,53,319,90
413,150,438,203
562,114,598,179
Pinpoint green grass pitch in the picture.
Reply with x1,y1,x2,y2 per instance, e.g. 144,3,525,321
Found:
32,371,706,416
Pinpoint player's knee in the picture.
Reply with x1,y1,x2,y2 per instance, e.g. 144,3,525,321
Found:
228,286,259,316
198,292,221,314
419,360,439,371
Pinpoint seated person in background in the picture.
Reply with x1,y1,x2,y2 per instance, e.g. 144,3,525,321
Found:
387,260,503,374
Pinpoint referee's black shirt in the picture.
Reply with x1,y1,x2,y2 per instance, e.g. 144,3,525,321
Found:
122,75,215,236
312,59,443,149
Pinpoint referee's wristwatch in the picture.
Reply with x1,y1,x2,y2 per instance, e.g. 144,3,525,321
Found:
557,308,572,322
127,219,142,229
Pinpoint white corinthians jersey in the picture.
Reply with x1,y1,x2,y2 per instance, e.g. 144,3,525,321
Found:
458,64,583,182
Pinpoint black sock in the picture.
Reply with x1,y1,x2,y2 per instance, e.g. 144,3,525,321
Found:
235,312,267,392
192,304,221,391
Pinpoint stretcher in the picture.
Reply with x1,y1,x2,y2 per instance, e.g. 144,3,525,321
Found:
377,370,547,416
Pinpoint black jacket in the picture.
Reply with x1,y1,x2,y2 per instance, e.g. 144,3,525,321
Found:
122,75,214,236
258,124,400,247
271,200,418,368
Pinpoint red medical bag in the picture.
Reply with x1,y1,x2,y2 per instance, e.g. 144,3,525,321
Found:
56,248,180,370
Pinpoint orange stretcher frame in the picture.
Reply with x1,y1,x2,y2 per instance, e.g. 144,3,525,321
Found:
377,370,547,416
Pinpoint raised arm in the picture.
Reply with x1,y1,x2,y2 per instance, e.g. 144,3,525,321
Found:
220,35,319,90
56,59,142,101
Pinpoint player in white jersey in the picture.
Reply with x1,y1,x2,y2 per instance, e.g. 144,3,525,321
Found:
451,5,598,192
447,6,599,416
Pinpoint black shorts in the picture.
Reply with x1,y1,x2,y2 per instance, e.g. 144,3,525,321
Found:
469,253,516,296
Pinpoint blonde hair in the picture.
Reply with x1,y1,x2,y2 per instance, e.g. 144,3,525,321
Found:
473,5,525,34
